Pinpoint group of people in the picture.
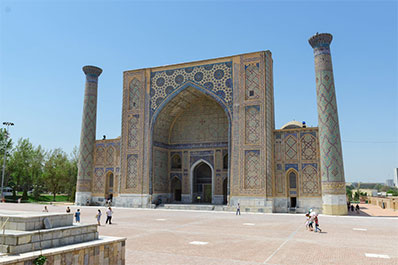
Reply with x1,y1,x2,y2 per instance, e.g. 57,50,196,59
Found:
305,209,321,232
347,202,360,213
43,206,114,225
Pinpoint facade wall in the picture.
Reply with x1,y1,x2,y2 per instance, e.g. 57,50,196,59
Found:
84,51,326,212
273,127,322,212
91,139,121,205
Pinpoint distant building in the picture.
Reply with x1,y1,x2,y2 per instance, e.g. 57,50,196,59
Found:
386,179,394,187
394,168,398,188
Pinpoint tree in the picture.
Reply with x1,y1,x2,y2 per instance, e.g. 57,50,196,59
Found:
0,128,13,190
43,149,70,201
346,186,353,201
65,146,78,201
7,139,39,200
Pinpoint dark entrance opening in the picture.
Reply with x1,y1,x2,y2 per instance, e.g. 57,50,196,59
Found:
171,178,182,202
193,162,212,203
290,197,297,208
223,178,227,204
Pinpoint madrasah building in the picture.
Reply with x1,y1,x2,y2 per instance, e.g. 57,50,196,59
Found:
75,33,347,215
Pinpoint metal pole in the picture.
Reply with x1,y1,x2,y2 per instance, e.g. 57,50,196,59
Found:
1,122,14,201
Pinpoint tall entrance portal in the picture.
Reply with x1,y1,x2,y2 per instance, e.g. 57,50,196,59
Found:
192,162,212,203
151,85,229,205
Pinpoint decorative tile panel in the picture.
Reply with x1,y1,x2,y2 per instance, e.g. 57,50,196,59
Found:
302,165,320,194
129,78,141,110
285,136,298,160
128,115,139,149
301,134,317,160
93,168,104,193
245,63,260,99
244,150,261,189
96,146,104,165
106,146,114,165
150,62,233,116
245,105,260,144
126,154,138,189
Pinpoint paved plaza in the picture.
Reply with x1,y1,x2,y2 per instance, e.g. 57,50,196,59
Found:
0,203,397,265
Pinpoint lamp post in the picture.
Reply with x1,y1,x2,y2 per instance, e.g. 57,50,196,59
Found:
1,122,14,201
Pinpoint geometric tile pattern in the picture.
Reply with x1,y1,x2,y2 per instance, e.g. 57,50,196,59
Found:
153,149,168,193
245,105,260,144
150,62,233,116
93,168,105,193
96,146,105,165
128,116,139,149
244,150,261,189
302,165,319,194
106,146,114,165
301,134,317,160
129,78,141,110
316,69,345,185
126,154,138,189
245,63,260,99
169,97,228,144
285,136,298,160
77,75,99,192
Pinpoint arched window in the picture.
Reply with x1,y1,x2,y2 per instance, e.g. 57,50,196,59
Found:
289,171,297,189
171,154,181,169
223,154,228,170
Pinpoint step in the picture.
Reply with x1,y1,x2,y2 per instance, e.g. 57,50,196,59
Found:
0,224,98,254
0,210,73,231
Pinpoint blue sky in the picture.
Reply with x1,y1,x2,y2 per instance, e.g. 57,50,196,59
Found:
0,0,397,183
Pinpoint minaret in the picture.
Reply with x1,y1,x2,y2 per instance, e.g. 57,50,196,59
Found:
75,65,102,205
309,33,347,215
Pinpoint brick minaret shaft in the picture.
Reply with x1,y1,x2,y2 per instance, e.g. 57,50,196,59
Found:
75,65,102,205
309,33,347,215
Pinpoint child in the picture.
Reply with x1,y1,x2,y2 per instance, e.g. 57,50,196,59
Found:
75,209,81,223
305,213,311,230
96,209,102,226
314,216,321,232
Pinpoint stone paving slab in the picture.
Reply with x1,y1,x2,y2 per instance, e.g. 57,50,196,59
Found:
0,203,397,265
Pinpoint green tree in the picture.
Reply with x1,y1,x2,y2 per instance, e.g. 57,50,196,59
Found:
7,139,39,200
346,186,353,201
65,147,78,201
43,149,70,201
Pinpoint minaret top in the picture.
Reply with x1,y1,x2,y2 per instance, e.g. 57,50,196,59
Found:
82,65,103,77
308,33,333,49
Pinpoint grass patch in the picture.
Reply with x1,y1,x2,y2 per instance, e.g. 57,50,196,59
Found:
5,193,71,203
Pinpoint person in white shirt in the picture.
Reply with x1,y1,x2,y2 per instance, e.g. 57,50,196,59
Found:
106,207,113,224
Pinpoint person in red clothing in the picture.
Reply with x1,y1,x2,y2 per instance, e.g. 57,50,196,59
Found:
314,216,322,232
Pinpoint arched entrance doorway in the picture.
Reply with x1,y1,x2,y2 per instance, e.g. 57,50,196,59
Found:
287,170,298,209
151,85,230,205
105,172,114,202
192,161,213,203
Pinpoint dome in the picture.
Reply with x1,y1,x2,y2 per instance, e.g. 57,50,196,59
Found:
281,121,304,130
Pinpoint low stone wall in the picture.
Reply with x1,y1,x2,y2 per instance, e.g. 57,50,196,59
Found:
368,196,398,211
0,236,126,265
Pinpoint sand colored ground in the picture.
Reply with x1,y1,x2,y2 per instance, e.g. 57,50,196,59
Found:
0,203,397,265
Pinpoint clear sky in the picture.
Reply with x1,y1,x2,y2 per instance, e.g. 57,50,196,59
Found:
0,0,397,183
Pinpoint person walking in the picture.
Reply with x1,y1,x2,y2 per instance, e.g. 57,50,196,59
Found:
355,204,360,213
350,204,354,212
75,209,81,223
236,203,241,215
96,209,102,226
314,215,322,232
66,206,71,213
105,207,113,224
43,206,48,212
